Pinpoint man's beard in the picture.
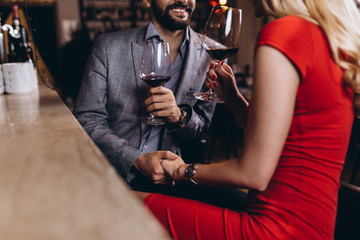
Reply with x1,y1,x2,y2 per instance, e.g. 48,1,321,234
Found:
151,1,193,31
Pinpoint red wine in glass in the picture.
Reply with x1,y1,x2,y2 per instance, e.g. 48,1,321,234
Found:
139,40,172,125
194,5,242,103
204,48,239,61
141,75,171,87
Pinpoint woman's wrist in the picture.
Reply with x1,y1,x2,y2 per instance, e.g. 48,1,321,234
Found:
184,163,201,185
175,164,189,181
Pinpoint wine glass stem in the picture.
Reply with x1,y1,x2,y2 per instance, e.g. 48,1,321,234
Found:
148,112,155,120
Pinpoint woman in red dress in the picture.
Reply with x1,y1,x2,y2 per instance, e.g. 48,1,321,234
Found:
136,0,360,239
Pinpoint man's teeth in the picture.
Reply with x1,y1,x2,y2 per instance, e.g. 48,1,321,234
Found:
172,8,186,12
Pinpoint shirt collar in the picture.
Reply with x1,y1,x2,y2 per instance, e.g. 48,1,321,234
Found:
145,21,190,47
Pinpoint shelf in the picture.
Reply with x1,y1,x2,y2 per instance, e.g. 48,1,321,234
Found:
79,0,212,39
0,0,55,6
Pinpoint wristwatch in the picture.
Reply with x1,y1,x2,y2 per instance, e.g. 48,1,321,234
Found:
185,163,200,185
177,107,187,128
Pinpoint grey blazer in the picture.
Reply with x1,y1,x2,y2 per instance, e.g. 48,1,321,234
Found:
74,25,215,182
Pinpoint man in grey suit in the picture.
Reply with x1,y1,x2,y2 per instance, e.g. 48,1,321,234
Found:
74,0,215,191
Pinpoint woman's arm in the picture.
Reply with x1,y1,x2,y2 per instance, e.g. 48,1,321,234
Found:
162,45,300,191
206,61,249,128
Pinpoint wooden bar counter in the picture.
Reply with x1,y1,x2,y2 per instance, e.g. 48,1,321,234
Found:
0,83,169,240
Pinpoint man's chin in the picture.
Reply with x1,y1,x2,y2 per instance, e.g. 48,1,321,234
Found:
163,17,190,30
169,15,190,24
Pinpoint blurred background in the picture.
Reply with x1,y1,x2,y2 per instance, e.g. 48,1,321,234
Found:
0,0,358,187
0,0,262,106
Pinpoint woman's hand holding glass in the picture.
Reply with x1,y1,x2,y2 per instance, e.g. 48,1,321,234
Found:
206,60,249,128
206,60,242,104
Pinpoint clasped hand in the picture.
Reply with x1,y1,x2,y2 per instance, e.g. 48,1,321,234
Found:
134,151,185,185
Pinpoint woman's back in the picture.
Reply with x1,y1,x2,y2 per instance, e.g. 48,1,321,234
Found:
245,16,354,239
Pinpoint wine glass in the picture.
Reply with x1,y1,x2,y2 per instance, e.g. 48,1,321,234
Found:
194,5,242,103
139,40,172,125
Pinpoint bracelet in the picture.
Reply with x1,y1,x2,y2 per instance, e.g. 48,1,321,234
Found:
184,163,200,185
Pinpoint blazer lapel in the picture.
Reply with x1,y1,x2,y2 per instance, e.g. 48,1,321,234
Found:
175,28,206,102
132,28,148,135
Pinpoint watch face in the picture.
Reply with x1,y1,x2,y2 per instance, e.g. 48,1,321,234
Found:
185,164,200,185
185,167,191,179
185,165,195,179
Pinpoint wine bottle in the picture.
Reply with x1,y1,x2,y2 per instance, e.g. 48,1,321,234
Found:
7,5,33,63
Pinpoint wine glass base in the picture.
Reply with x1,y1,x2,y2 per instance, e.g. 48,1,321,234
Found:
193,92,224,103
139,117,166,126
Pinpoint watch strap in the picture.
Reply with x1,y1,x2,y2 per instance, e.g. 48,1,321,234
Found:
185,163,200,185
177,107,187,128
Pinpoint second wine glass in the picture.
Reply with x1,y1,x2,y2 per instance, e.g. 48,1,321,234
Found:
194,5,242,103
140,40,172,125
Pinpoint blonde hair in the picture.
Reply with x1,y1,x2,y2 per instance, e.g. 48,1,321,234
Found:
261,0,360,116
